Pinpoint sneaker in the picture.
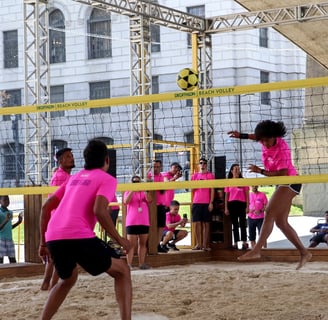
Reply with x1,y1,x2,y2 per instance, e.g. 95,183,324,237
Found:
167,243,179,251
158,244,168,253
139,264,151,270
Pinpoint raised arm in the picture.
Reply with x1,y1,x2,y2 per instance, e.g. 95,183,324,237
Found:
228,130,256,140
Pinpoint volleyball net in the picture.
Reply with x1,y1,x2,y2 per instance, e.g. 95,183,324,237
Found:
0,76,328,212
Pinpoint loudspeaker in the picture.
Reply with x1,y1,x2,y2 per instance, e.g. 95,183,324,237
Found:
214,156,226,179
107,149,117,178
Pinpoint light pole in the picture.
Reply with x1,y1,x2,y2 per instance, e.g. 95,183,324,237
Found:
238,95,243,173
10,114,19,186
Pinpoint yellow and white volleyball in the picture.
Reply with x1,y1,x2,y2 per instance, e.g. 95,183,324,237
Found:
176,68,199,91
133,313,169,320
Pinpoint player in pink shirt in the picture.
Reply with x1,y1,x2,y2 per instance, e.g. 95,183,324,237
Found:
191,157,215,251
247,186,268,248
147,159,170,253
224,164,249,250
228,120,311,269
161,200,188,251
41,147,75,291
123,175,152,270
39,139,132,320
163,162,183,206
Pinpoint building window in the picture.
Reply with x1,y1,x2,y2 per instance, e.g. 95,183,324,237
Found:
88,9,112,59
49,9,66,64
2,89,21,121
152,76,159,110
151,24,161,52
259,28,268,48
260,71,270,105
2,143,25,182
187,6,205,47
50,85,65,118
3,30,18,68
89,81,111,114
51,139,68,168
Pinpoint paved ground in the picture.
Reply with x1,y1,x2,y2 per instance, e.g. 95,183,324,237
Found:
267,215,326,248
179,215,327,249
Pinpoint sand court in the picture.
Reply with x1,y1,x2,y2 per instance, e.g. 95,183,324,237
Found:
1,260,328,319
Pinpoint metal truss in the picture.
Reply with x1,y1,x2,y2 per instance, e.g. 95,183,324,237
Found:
129,15,153,178
23,0,51,185
197,33,214,163
207,2,328,33
73,0,206,32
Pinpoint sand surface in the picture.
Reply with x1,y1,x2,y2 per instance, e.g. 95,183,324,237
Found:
1,261,328,320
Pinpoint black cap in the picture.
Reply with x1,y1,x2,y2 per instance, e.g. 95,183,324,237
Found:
199,157,208,163
55,148,72,161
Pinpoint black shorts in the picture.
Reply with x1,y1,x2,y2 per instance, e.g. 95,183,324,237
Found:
310,233,327,244
157,205,168,228
126,225,149,235
278,184,302,194
192,203,211,222
290,183,302,194
47,237,116,279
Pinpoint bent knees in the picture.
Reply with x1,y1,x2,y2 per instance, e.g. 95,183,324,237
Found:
58,267,78,289
107,259,131,278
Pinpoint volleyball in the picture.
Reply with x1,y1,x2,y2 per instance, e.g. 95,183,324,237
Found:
176,68,198,91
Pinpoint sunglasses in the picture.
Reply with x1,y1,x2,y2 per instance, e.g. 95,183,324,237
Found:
132,180,140,183
199,162,207,165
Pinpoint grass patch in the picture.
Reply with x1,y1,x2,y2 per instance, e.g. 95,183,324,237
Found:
174,186,303,218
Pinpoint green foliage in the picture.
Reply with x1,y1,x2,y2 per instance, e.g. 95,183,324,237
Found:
174,186,303,217
255,186,303,216
12,223,24,243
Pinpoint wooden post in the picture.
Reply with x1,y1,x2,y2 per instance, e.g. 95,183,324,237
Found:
148,191,158,255
23,194,44,263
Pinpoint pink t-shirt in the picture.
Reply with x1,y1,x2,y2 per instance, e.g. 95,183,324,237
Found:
147,172,167,205
248,191,268,219
163,212,182,232
225,186,249,202
50,167,71,187
123,191,150,227
262,137,297,176
162,171,175,207
46,169,117,241
191,172,215,204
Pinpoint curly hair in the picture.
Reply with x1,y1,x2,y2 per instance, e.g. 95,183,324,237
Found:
254,120,287,141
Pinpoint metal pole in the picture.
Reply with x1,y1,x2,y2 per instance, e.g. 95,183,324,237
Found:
238,95,243,173
11,115,19,186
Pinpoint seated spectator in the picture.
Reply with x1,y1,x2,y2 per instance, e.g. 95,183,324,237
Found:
309,211,328,248
160,200,188,251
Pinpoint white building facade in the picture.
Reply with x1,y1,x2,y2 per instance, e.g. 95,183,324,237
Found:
0,0,306,186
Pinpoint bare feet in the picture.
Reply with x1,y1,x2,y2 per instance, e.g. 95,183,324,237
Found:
237,250,261,261
296,252,312,270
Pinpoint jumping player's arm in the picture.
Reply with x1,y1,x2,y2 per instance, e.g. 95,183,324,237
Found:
95,195,131,252
228,131,256,140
